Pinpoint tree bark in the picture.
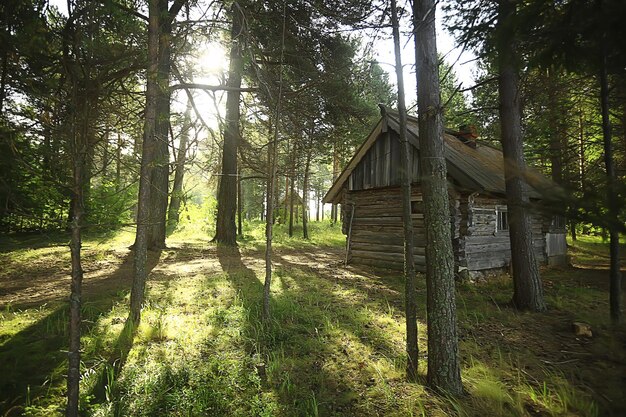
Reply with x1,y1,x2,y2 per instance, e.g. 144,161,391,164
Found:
66,92,92,417
284,173,289,222
116,132,122,192
130,0,160,325
214,3,244,246
65,8,97,410
264,120,279,321
331,141,339,224
302,147,311,239
413,0,463,394
264,2,286,322
497,0,546,312
570,220,577,241
102,128,110,179
391,0,419,383
67,137,86,417
316,192,320,222
0,42,8,116
237,168,243,236
599,37,622,324
288,151,295,237
147,0,173,250
167,99,191,231
547,71,563,185
260,190,265,221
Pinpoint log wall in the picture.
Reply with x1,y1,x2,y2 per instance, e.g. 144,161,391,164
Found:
344,187,429,271
459,194,547,271
343,187,550,274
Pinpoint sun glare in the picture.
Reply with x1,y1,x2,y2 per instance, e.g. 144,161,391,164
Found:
196,42,229,76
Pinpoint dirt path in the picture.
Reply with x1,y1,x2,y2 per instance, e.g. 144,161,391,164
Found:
0,243,346,309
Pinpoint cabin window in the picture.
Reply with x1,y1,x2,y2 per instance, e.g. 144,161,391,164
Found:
551,215,565,231
411,200,421,214
496,206,508,232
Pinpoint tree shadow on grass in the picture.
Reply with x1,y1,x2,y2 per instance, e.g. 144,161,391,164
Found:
0,250,161,416
217,246,350,414
0,231,70,253
0,229,123,254
87,249,162,406
273,255,411,360
216,245,416,416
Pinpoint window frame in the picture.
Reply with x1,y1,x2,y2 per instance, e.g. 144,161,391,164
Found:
496,205,509,233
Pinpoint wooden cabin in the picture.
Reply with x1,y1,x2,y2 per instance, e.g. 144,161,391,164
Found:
323,110,567,278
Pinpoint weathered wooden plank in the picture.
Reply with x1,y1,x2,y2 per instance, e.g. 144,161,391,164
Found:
354,207,403,216
465,242,511,253
350,256,427,272
350,241,426,255
467,257,509,271
350,249,426,265
353,216,403,224
350,231,427,244
464,235,511,245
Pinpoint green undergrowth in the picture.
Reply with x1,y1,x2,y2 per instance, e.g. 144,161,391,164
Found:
567,234,626,267
1,226,623,416
237,220,346,250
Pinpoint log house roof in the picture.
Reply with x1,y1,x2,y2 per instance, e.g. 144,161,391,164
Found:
323,111,558,204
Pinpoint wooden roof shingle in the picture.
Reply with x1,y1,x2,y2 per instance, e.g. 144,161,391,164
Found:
323,111,560,204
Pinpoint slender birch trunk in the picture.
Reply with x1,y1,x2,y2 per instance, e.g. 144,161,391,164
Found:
390,0,419,382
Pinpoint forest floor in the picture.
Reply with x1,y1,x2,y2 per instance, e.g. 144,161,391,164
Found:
0,223,625,417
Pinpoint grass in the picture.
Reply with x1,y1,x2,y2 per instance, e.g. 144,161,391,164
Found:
239,220,347,250
0,222,624,416
567,234,626,268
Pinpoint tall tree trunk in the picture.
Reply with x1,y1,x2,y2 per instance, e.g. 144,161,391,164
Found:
331,140,339,224
316,191,320,222
67,144,85,417
130,0,160,325
167,100,191,231
413,0,462,394
288,150,295,237
264,2,286,322
599,38,621,324
578,105,586,193
302,148,311,239
66,92,91,417
102,128,110,179
264,122,278,321
215,3,244,245
64,2,98,406
547,71,563,184
116,132,122,192
237,167,243,236
147,0,173,250
0,45,7,115
274,179,280,223
284,172,289,221
621,86,626,180
390,0,419,383
497,0,546,312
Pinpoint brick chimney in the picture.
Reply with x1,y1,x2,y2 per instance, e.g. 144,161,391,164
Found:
457,124,477,148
